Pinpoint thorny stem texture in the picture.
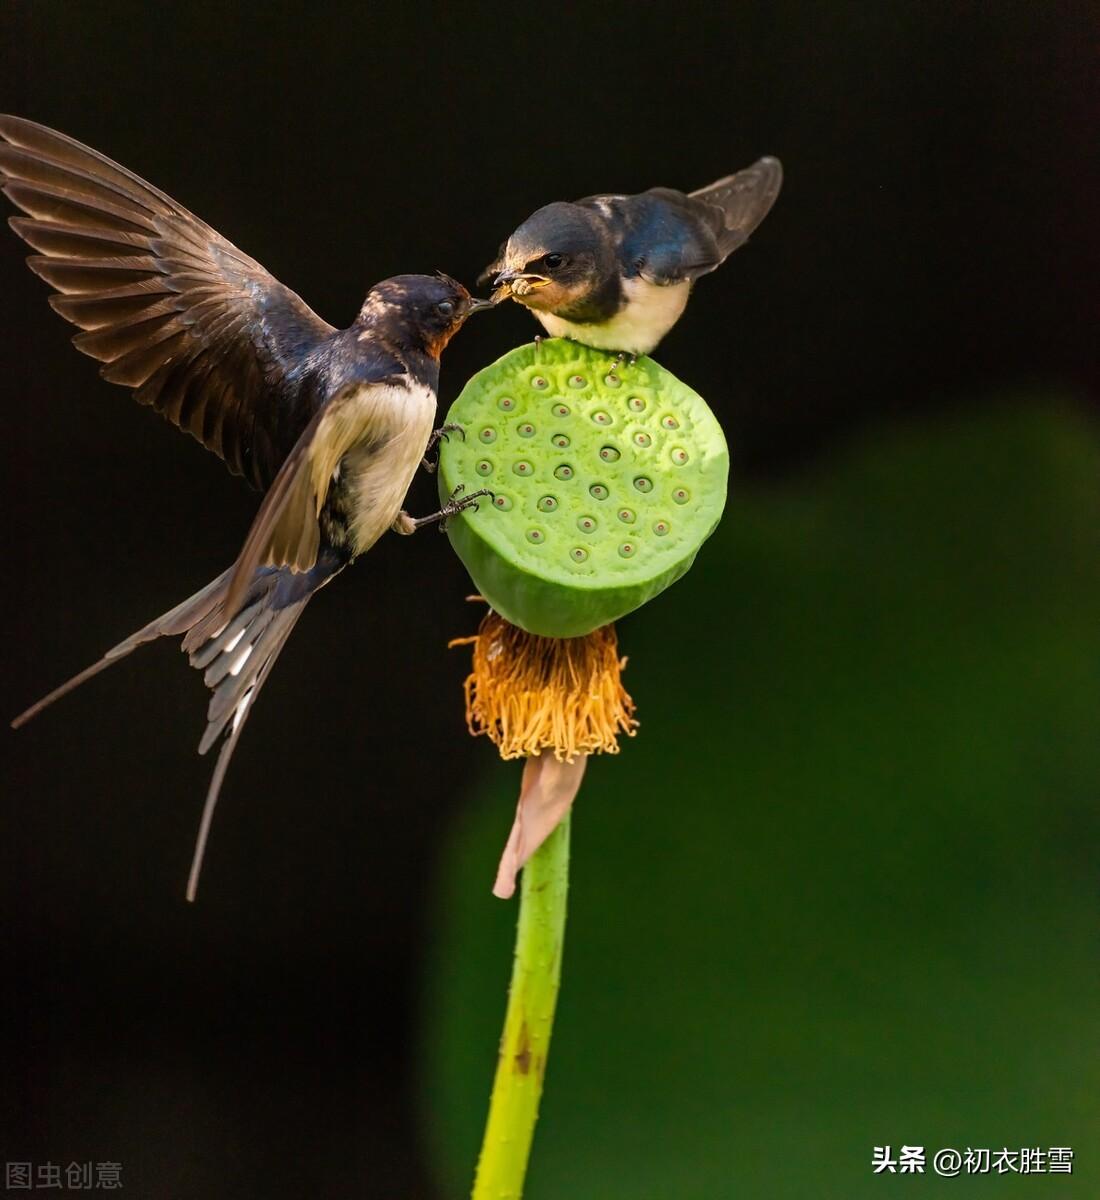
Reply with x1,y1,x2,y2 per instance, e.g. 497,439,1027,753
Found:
472,811,571,1200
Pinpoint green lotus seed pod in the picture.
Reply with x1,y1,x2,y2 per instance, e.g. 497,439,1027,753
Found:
439,339,728,638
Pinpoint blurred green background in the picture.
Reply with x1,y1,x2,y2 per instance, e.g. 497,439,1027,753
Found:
424,401,1099,1198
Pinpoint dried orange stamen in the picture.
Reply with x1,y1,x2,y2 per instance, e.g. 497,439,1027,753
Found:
450,607,638,761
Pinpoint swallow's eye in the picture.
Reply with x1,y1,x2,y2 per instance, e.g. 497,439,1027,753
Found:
543,253,566,270
435,300,455,318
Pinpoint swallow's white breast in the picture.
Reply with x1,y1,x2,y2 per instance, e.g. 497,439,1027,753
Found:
534,277,692,355
319,380,436,555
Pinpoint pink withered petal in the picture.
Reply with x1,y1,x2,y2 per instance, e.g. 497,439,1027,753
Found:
492,753,588,899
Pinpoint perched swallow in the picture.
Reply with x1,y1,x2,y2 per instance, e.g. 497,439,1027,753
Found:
1,115,493,898
483,158,782,356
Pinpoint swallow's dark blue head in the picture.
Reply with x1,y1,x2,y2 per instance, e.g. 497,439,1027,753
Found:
358,272,492,357
487,203,617,319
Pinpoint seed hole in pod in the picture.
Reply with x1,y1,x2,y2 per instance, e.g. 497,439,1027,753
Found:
553,464,574,481
498,396,516,411
633,476,653,493
479,427,497,443
617,508,636,524
531,376,549,390
653,519,670,536
526,528,546,544
538,495,558,512
553,403,571,417
599,445,621,463
671,447,689,465
568,374,587,389
589,483,609,500
618,542,636,558
493,495,513,510
592,410,613,426
570,547,589,563
513,460,534,476
633,431,653,448
628,396,647,413
603,373,621,388
577,515,597,533
552,433,570,449
518,422,536,438
661,414,679,429
673,487,690,505
476,459,493,477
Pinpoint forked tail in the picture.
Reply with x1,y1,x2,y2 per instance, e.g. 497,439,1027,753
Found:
12,549,345,899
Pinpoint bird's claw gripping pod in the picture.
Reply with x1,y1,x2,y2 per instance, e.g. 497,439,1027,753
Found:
439,338,729,638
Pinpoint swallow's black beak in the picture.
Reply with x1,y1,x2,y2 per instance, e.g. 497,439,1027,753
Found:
465,296,495,315
492,268,550,299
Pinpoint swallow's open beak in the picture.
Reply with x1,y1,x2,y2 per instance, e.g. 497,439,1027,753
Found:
493,268,551,299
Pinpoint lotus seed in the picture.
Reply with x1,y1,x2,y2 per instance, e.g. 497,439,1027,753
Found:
527,528,545,543
592,410,612,426
654,520,670,536
553,403,570,417
603,374,621,387
671,447,689,465
568,374,586,388
479,427,497,443
634,431,652,448
619,542,636,558
633,476,653,493
599,446,620,463
618,508,636,524
476,460,493,476
513,460,533,476
531,376,549,390
577,516,597,532
570,547,589,562
552,433,570,448
628,396,646,413
589,483,609,500
498,396,516,411
518,422,535,437
661,414,679,429
538,496,558,513
673,487,690,504
553,464,574,480
493,495,513,510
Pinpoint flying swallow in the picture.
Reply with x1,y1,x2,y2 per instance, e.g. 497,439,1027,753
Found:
1,115,493,897
483,158,782,356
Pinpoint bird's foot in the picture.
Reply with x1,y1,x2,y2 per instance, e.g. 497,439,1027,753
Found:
392,483,494,535
420,422,465,474
533,334,544,360
603,351,626,386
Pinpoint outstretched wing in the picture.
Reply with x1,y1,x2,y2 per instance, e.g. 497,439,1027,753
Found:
0,115,336,489
690,156,783,261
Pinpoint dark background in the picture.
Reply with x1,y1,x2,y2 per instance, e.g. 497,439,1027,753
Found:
1,3,1097,1197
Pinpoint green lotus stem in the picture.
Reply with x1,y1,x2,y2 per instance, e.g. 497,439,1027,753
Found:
472,811,571,1199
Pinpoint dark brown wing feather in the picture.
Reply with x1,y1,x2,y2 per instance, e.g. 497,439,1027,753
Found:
690,157,783,260
221,407,326,616
0,115,336,489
